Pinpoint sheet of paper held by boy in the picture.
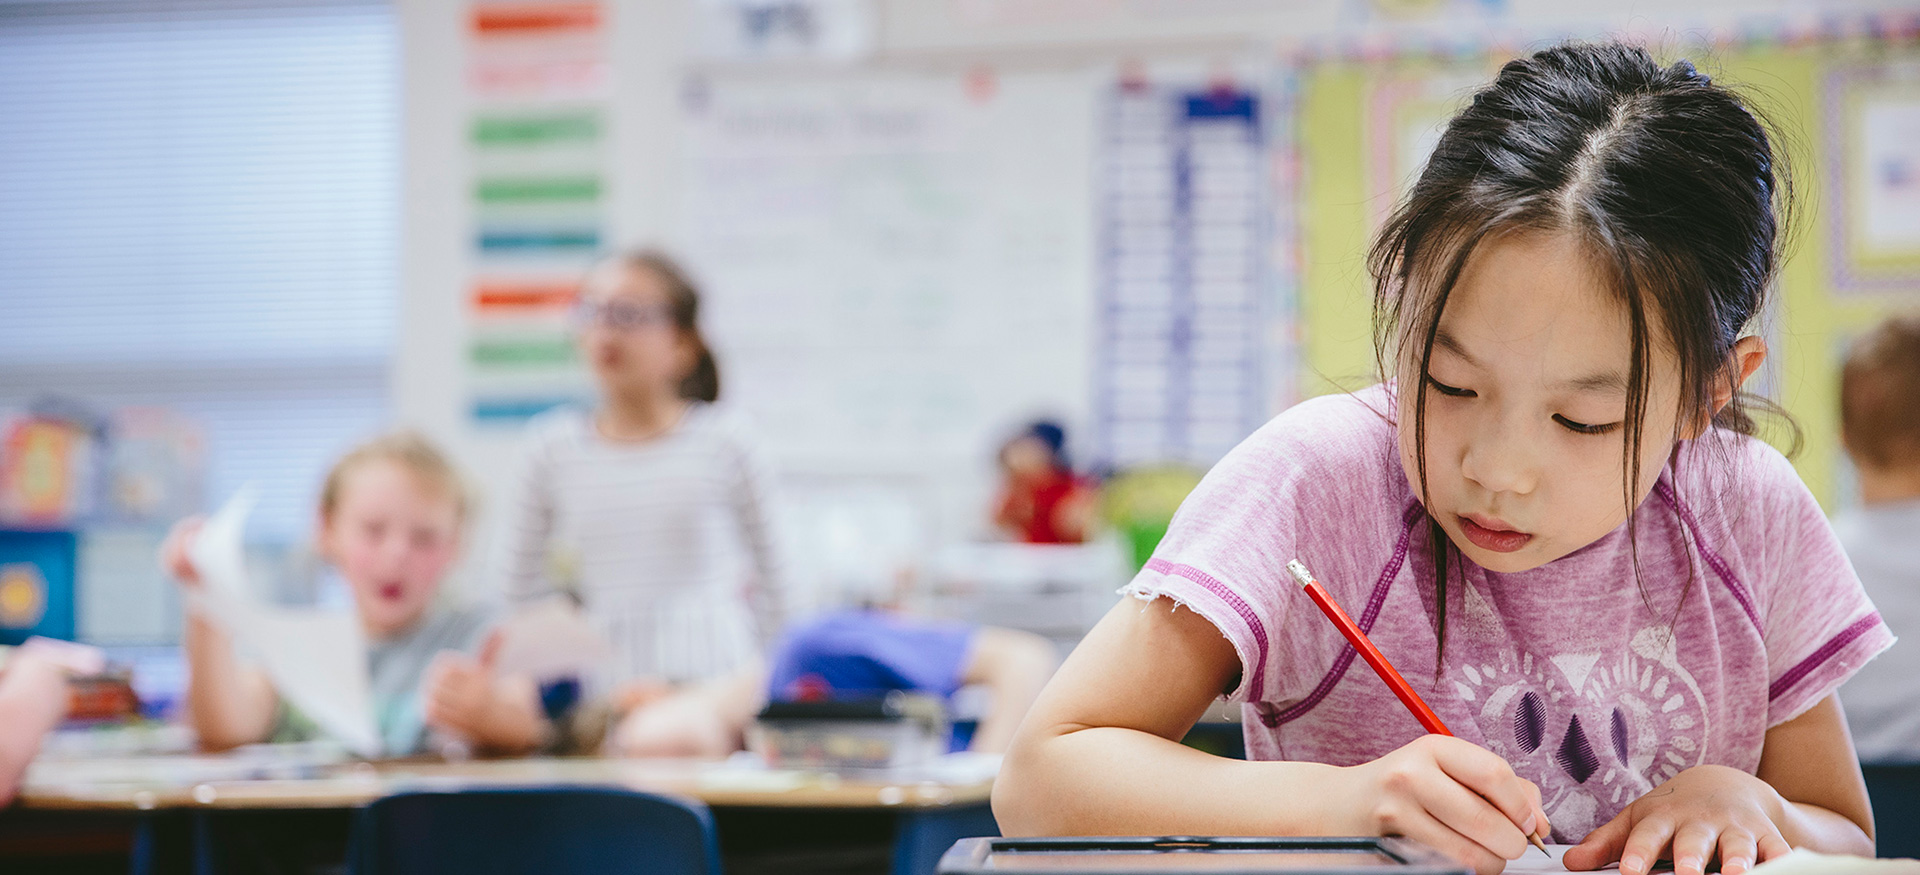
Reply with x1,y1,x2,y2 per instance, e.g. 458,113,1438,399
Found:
186,489,381,757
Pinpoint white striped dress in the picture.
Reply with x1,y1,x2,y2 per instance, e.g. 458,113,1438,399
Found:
499,403,785,684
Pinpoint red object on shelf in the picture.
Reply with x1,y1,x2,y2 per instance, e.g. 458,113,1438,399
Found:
66,674,140,723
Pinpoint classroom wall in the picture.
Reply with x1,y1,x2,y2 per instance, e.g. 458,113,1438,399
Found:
396,0,1920,599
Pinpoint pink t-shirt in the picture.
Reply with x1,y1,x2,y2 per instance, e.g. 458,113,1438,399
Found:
1125,385,1891,842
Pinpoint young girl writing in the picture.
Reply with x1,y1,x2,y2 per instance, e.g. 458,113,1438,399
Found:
500,250,784,686
164,433,546,756
994,42,1887,875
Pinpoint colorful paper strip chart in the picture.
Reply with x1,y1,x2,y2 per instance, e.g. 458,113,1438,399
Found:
464,1,607,425
1094,83,1275,470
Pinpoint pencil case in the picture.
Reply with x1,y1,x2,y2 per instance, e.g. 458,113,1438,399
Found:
747,691,951,772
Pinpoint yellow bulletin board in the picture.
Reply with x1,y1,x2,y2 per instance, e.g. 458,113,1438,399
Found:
1293,38,1920,510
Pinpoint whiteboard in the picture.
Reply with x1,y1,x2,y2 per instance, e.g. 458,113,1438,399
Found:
667,69,1100,534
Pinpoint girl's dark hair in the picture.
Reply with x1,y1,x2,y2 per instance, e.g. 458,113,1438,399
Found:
617,249,721,403
1368,41,1793,660
1023,420,1072,470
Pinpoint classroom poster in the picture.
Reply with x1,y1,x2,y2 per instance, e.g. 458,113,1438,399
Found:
1362,64,1486,230
464,0,607,426
1829,62,1920,295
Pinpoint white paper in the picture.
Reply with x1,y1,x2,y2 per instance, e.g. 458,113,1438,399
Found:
1498,846,1920,874
187,489,380,757
490,597,610,682
186,488,255,605
1748,849,1920,874
1502,844,1579,873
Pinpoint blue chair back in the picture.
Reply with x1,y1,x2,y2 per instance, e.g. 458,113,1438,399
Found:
350,786,722,875
1864,763,1920,858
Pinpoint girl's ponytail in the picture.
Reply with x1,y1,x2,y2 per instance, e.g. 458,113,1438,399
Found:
680,336,720,403
619,249,722,403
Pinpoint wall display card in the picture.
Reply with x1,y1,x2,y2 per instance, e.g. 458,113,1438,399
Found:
692,0,876,62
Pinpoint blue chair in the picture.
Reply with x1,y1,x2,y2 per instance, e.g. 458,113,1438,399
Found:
1865,764,1920,858
349,787,722,875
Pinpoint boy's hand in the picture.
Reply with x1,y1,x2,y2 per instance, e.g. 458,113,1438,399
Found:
1565,764,1793,875
422,633,546,754
422,632,504,740
158,516,208,588
1329,735,1550,875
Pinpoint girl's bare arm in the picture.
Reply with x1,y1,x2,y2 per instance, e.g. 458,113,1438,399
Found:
1755,695,1875,853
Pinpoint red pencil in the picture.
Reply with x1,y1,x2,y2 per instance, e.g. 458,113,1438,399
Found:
1285,558,1448,735
1285,558,1549,855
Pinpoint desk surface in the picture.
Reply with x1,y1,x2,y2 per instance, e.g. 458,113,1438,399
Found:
20,753,995,812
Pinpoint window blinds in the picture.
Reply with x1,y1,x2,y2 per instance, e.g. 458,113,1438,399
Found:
0,0,398,542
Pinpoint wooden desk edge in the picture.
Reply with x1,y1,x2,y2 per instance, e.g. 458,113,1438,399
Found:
18,777,994,812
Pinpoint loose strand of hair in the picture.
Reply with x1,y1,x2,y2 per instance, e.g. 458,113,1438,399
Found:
1410,223,1490,671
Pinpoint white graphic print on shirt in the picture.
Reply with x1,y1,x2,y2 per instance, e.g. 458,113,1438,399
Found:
1453,589,1709,841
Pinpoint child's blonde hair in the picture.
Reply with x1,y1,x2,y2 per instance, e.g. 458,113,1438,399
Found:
318,431,469,523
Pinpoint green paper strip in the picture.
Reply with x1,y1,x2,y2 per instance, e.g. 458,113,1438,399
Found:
470,338,577,366
472,114,600,145
476,177,601,203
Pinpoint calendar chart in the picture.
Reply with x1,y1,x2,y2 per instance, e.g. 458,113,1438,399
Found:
1095,84,1271,470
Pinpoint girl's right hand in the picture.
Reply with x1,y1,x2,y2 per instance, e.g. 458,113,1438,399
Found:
158,516,208,589
1330,734,1550,875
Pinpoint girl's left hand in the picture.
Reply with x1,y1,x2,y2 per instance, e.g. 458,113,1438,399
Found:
1564,764,1794,875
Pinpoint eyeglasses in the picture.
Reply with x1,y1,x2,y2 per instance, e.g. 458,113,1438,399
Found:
572,300,674,331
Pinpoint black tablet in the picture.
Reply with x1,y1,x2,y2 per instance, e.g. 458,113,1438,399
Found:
936,837,1472,875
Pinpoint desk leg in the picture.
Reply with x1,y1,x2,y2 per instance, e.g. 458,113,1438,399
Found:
129,810,193,875
130,813,153,875
891,804,997,875
192,811,213,875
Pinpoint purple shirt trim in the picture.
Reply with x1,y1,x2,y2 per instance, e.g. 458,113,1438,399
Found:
1265,503,1427,728
1144,558,1270,697
1654,479,1762,631
1768,612,1884,702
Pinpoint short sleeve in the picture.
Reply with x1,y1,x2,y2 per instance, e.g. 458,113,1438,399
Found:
1118,389,1411,705
1742,443,1894,727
